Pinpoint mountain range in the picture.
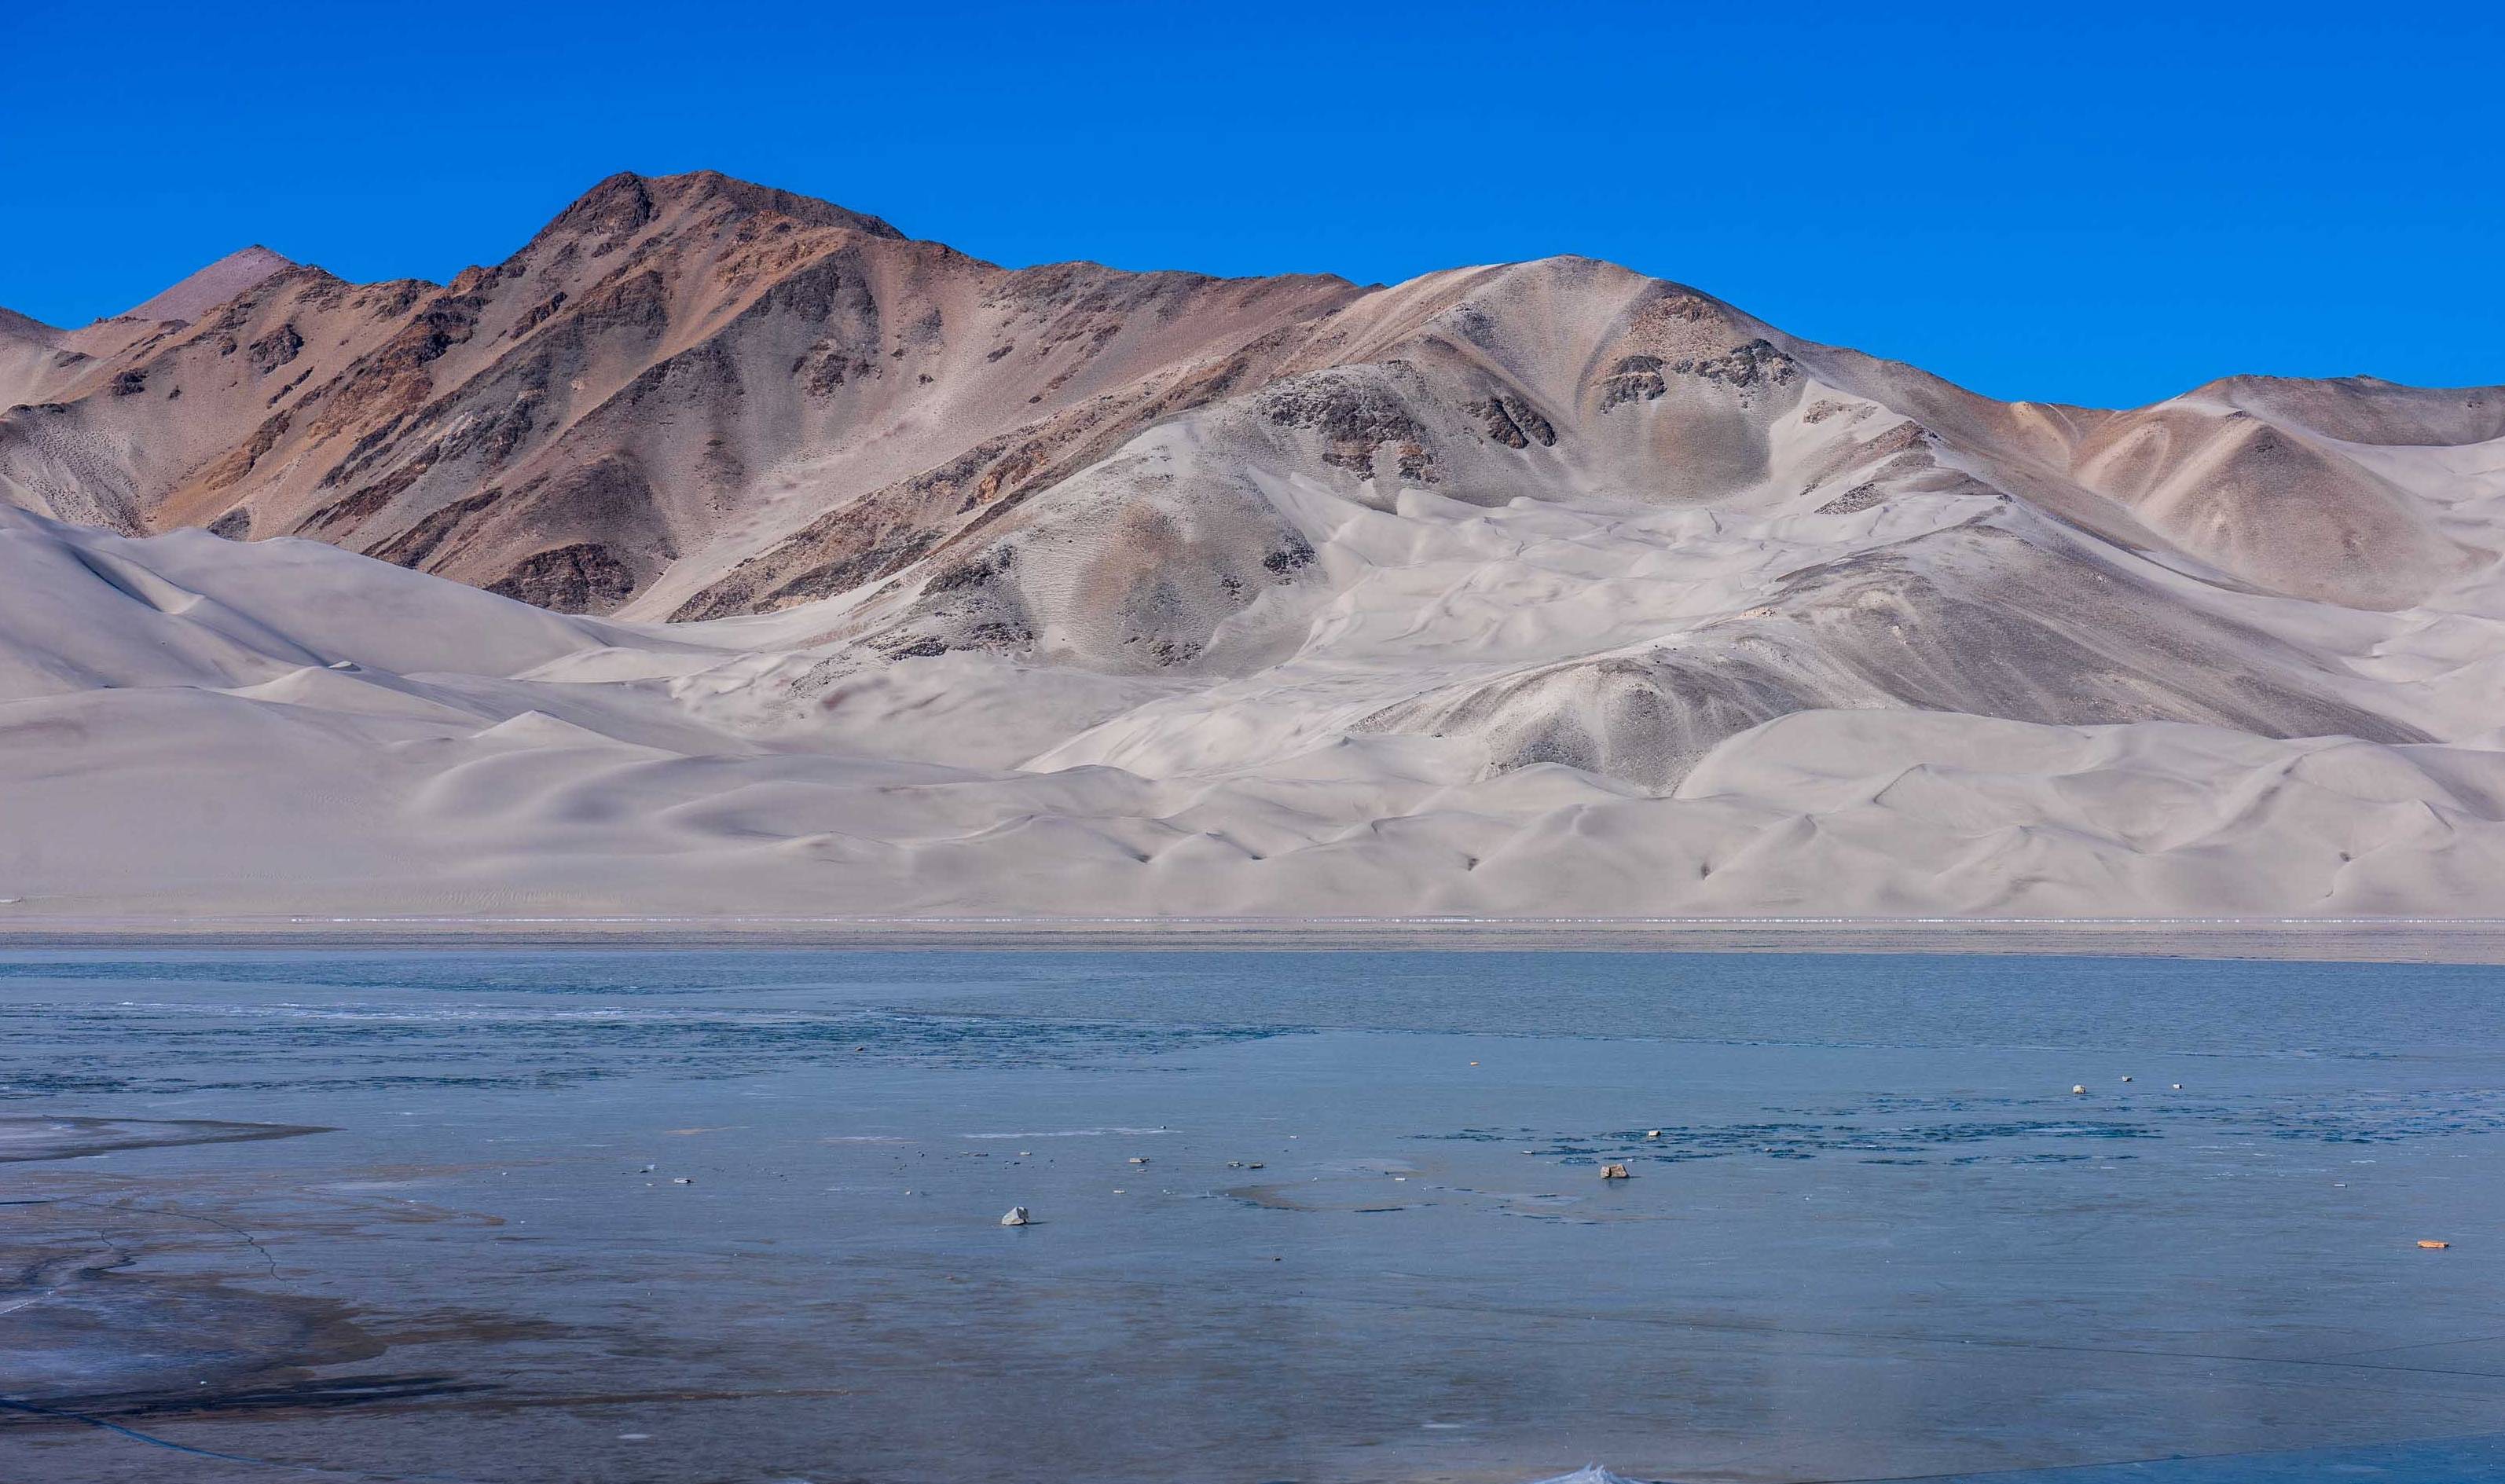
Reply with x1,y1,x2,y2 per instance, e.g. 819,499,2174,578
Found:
3,170,2500,922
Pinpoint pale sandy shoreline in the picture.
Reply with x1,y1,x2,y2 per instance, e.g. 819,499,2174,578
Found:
6,915,2505,962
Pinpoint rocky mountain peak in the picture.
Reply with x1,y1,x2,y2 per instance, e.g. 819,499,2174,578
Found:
116,245,295,325
536,170,904,249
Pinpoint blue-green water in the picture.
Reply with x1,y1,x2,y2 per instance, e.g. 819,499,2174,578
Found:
2,949,2501,1482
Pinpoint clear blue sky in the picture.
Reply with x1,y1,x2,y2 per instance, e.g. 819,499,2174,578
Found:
6,2,2499,408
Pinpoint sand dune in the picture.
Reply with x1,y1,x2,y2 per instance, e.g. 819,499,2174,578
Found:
2,173,2501,920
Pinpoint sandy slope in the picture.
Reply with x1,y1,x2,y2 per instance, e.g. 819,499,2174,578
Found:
2,174,2502,920
4,488,2502,921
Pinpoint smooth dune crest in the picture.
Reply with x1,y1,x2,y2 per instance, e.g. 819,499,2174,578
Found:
2,171,2501,921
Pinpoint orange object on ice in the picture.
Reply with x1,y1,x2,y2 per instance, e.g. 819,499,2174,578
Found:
2418,1240,2451,1249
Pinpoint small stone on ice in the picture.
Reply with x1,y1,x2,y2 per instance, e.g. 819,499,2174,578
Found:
1000,1207,1031,1226
2070,1085,2086,1095
1600,1163,1630,1179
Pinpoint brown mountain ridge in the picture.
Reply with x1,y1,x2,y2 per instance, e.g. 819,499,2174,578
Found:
0,171,1369,621
7,169,2492,636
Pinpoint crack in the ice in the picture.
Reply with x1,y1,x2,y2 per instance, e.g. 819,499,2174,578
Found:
69,1198,285,1284
0,1394,482,1480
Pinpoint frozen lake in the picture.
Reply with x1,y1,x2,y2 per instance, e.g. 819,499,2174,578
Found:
2,947,2502,1482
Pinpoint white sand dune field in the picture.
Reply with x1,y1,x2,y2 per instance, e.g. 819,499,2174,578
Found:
4,172,2502,922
